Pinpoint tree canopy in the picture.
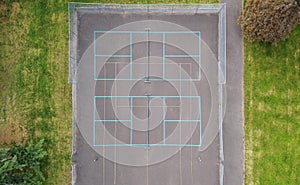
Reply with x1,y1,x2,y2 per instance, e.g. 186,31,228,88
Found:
238,0,300,44
0,140,47,185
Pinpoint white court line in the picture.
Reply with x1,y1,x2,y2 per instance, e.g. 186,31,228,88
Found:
102,81,107,185
114,64,117,185
179,64,182,185
146,28,150,185
117,105,180,108
190,78,194,184
147,149,149,185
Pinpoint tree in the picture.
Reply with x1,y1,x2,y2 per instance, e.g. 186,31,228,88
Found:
0,139,47,185
238,0,300,44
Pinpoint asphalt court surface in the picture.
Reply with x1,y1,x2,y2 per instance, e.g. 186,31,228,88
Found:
94,30,202,147
73,8,223,185
94,31,201,81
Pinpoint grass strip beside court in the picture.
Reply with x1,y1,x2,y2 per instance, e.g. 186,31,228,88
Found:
244,25,300,184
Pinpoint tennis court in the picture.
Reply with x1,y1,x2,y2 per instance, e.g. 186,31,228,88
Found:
69,3,226,185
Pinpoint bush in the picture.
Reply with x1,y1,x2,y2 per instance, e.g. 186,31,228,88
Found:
238,0,300,44
0,140,47,185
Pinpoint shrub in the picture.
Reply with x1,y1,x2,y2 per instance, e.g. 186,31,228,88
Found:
238,0,300,44
0,140,47,185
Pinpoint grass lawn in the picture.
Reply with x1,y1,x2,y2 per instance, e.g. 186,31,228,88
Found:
244,25,300,184
1,0,299,184
0,1,72,184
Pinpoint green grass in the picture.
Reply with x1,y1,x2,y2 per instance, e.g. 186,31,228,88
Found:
244,25,300,184
0,0,218,184
0,1,72,184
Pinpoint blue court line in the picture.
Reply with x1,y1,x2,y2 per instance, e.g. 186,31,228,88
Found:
95,54,131,57
94,30,200,34
94,96,201,98
93,96,96,145
164,120,201,122
94,144,201,147
199,97,202,145
95,30,132,33
94,78,201,81
95,120,200,123
165,55,199,58
94,120,131,122
130,97,133,144
160,31,200,34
